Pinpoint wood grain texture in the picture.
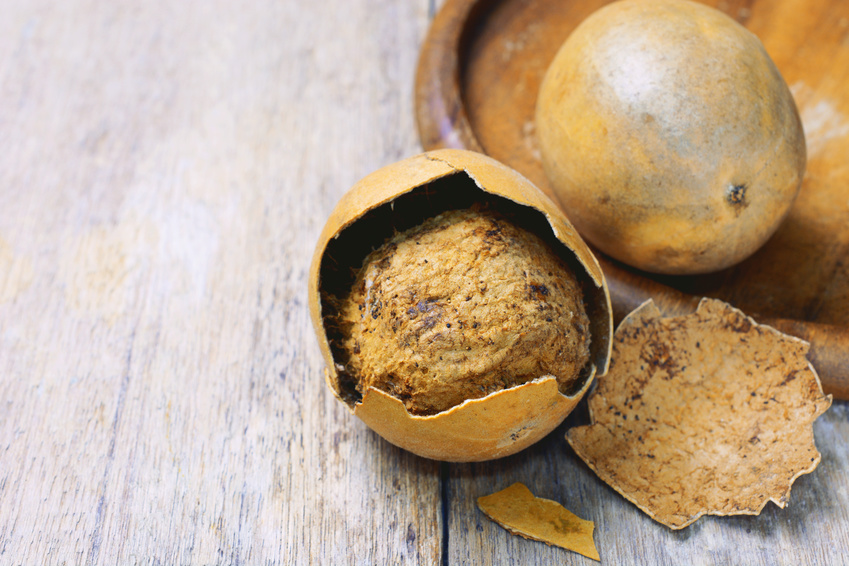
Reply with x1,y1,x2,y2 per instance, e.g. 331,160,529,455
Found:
1,0,847,564
0,1,440,564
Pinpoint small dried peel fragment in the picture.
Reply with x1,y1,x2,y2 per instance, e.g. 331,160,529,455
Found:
477,482,600,561
568,298,832,529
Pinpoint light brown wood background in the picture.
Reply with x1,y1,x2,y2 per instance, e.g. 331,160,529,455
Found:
0,1,846,564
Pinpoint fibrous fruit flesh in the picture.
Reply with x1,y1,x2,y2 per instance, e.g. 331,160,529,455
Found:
333,207,591,415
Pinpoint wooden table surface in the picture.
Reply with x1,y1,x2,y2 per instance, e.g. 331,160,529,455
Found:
0,1,846,564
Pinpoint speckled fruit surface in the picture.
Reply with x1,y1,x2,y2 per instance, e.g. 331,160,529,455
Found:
536,0,806,274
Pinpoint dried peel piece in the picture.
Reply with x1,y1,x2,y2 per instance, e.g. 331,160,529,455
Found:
568,298,832,529
477,482,600,561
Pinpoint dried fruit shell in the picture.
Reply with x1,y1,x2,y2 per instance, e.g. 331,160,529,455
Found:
309,149,612,461
567,298,832,529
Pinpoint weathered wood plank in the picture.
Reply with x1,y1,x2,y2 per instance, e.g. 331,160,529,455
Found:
2,0,848,564
0,1,441,564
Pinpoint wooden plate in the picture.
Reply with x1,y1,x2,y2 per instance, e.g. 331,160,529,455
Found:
415,0,849,398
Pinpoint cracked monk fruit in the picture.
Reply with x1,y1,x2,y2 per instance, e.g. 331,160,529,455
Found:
309,149,612,461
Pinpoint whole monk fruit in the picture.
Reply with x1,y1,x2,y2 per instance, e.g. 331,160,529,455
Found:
309,149,612,461
535,0,806,275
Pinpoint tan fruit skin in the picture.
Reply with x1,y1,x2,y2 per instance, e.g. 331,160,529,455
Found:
309,149,612,461
536,0,806,275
